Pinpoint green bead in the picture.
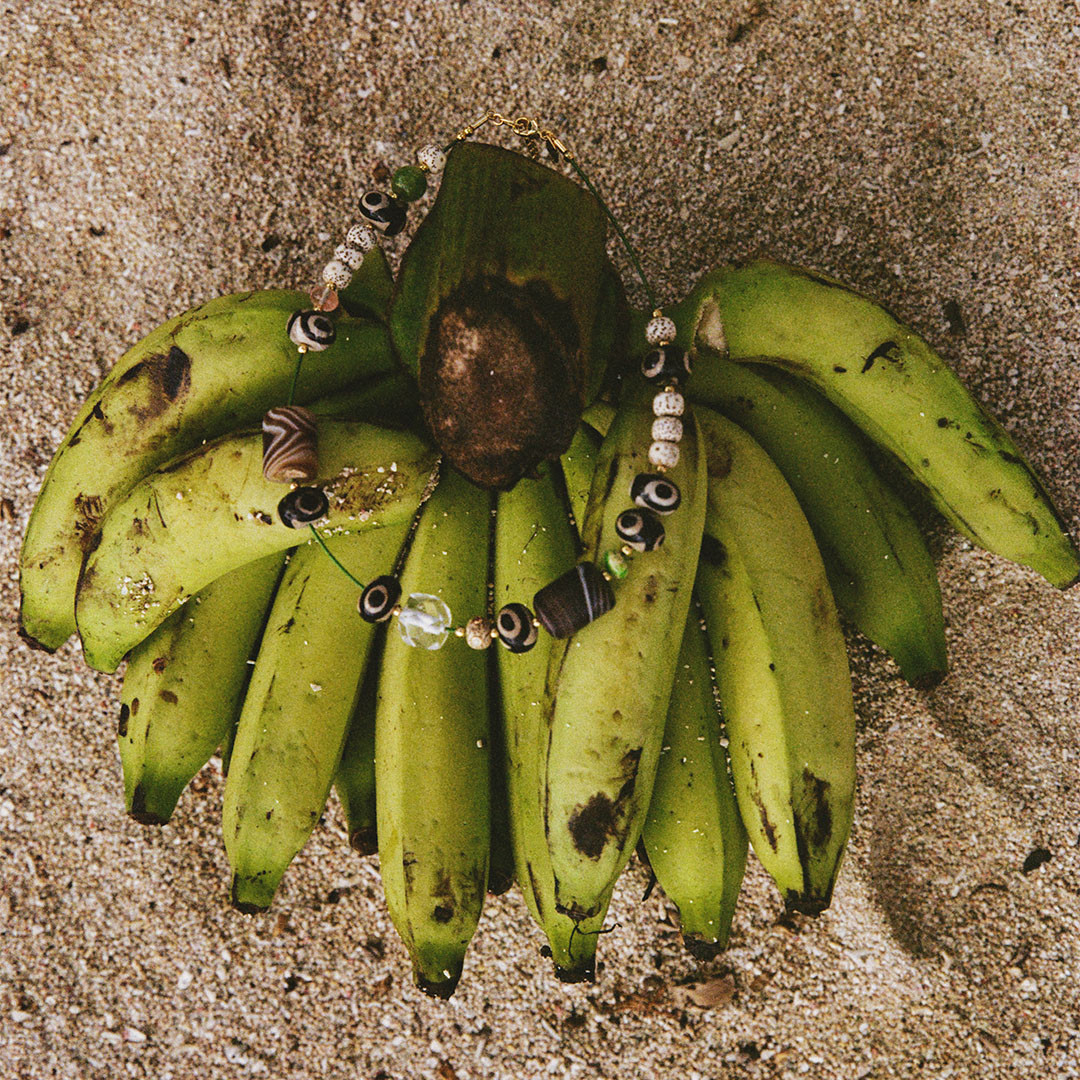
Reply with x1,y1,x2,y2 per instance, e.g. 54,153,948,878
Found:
391,165,427,203
603,549,629,580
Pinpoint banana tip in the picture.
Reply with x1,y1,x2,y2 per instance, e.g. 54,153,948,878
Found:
908,668,948,692
487,867,514,897
784,893,831,918
16,622,57,654
414,970,461,1000
229,878,270,915
349,827,378,856
682,934,726,962
128,809,169,827
552,960,596,984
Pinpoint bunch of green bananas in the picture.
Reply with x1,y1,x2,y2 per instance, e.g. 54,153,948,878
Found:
20,145,1077,999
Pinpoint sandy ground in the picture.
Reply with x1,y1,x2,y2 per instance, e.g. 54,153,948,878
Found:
2,1,1080,1077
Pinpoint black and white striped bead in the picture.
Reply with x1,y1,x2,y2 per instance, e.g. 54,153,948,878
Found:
277,486,329,528
533,563,616,639
262,405,318,483
642,346,691,385
631,474,681,515
495,603,539,653
359,192,408,236
287,310,336,351
615,508,665,552
358,576,402,623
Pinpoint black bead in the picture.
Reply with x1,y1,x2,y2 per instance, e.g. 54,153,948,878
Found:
630,473,681,515
495,603,539,653
615,508,665,552
533,563,616,639
358,575,401,623
287,309,336,351
277,486,329,528
359,191,408,236
641,345,691,384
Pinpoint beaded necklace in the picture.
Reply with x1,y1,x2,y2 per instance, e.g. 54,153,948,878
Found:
260,112,692,654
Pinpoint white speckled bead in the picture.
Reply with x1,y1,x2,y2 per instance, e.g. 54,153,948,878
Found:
645,315,677,346
652,416,683,443
649,440,681,470
334,244,365,270
417,145,447,173
653,390,685,417
345,224,377,251
464,616,494,650
322,259,352,290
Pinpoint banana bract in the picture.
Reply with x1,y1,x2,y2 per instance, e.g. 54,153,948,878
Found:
671,260,1079,588
75,421,437,672
20,290,395,652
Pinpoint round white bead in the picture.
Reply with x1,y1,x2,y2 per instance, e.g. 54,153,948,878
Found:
649,441,681,470
345,224,377,251
322,259,352,290
652,416,683,443
334,244,365,271
417,145,447,173
653,390,685,417
645,315,677,346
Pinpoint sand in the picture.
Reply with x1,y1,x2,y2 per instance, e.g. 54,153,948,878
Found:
2,1,1079,1077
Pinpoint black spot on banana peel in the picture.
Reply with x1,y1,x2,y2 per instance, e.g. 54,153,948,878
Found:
566,745,643,861
419,275,583,489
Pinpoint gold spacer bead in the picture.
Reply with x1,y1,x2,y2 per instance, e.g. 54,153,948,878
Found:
532,617,541,628
601,571,612,582
620,544,635,558
454,626,465,637
652,308,664,318
297,344,308,355
390,604,402,618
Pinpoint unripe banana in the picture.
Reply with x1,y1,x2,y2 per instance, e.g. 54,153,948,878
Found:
375,467,492,998
224,523,409,912
21,290,396,652
494,464,613,981
559,423,602,535
642,601,748,958
543,379,708,923
672,260,1079,588
74,420,439,672
334,636,383,856
691,351,946,687
118,551,287,825
694,406,856,914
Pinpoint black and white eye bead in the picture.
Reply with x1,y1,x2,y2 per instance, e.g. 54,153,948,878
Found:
533,563,616,639
358,575,402,623
641,346,692,385
277,486,329,528
287,310,336,351
631,474,681,515
359,191,408,236
615,508,665,552
495,603,539,653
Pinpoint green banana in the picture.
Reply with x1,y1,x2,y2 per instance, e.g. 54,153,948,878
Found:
670,259,1079,588
641,601,748,957
74,420,438,673
494,464,613,981
542,379,708,923
559,423,603,536
21,290,396,652
691,351,946,687
375,467,491,998
694,406,856,914
334,634,383,856
224,523,409,911
118,551,287,825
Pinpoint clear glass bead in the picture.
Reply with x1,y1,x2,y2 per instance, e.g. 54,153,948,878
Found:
397,593,452,650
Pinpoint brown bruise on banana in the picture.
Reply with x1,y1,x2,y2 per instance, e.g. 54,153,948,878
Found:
565,742,643,862
419,275,583,490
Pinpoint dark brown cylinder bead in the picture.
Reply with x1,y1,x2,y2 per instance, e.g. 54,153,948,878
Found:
533,562,616,639
262,405,318,482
